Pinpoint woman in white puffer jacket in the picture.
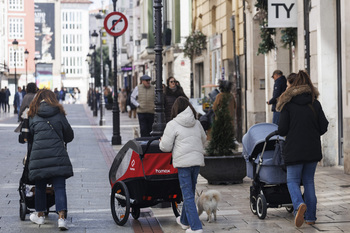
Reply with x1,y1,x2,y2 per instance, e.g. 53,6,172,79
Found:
159,96,206,233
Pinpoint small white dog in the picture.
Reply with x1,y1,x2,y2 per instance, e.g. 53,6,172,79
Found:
196,189,221,222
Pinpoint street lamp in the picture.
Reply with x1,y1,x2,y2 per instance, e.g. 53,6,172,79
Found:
95,12,106,126
151,0,166,136
34,57,38,85
86,54,92,107
24,49,29,85
12,39,18,92
90,41,98,117
105,64,109,87
111,0,122,145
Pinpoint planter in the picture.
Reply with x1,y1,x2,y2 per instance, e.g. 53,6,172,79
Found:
199,153,246,185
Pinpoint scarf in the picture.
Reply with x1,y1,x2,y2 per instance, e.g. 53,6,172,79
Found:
276,85,319,112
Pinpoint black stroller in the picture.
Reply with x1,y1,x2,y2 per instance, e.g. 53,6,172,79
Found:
109,137,183,226
243,123,293,219
18,143,56,220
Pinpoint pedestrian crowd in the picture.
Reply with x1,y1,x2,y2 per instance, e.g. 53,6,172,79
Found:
8,68,329,232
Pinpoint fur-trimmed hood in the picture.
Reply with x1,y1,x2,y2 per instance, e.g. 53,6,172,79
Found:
276,85,319,112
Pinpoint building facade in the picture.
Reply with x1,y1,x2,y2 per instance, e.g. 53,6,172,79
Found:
190,0,350,173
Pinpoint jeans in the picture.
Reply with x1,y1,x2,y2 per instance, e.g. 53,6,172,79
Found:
178,166,202,231
287,162,318,222
272,111,280,125
137,113,154,137
35,177,67,213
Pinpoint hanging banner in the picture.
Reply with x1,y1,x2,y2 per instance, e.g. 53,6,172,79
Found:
268,0,298,28
34,3,55,61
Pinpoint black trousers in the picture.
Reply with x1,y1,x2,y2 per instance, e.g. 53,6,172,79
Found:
137,113,154,137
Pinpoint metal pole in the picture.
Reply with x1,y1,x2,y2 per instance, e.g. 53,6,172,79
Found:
99,30,105,126
92,48,98,117
14,51,17,92
25,59,28,85
151,0,166,136
111,0,122,145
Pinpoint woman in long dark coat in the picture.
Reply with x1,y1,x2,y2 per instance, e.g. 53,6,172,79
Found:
27,89,74,230
277,71,328,228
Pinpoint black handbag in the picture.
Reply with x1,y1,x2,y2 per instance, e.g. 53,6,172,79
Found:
18,118,30,144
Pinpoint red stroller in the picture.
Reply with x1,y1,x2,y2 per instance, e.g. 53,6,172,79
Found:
109,137,183,226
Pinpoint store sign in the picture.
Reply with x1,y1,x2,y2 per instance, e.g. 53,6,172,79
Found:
268,0,297,28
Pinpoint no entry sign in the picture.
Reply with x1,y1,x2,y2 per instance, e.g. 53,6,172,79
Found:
104,12,128,37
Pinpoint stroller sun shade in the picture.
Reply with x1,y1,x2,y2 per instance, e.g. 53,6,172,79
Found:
242,123,282,160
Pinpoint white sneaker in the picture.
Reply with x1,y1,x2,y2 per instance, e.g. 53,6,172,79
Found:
58,218,69,231
186,229,203,233
176,216,190,230
29,212,45,225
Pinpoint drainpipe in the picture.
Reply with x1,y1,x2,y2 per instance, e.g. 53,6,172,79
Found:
243,0,248,133
304,0,310,74
336,0,343,165
230,15,242,142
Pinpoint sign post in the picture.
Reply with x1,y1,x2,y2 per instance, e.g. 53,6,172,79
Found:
105,9,128,145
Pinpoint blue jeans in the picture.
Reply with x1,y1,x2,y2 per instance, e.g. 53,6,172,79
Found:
287,162,318,222
272,111,280,125
137,113,154,137
35,177,67,212
178,166,202,231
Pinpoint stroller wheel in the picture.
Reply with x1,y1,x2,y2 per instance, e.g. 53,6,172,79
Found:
286,206,294,213
250,196,257,215
110,181,130,226
19,201,27,221
171,201,183,217
131,207,140,220
256,194,267,219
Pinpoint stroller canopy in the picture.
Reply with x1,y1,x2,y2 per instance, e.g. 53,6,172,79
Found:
242,123,283,160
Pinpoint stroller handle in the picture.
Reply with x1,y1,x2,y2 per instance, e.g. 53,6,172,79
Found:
265,130,279,143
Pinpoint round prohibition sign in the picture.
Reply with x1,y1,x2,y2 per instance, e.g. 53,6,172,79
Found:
104,12,128,37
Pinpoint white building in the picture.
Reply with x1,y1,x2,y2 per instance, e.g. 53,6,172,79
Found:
61,0,92,103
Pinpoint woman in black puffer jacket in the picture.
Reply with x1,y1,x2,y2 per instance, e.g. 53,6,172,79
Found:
277,71,328,228
27,89,74,230
164,77,188,122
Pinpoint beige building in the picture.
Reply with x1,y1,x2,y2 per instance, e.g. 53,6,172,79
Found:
191,0,350,174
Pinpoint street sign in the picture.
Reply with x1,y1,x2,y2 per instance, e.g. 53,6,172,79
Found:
268,0,297,28
104,12,128,37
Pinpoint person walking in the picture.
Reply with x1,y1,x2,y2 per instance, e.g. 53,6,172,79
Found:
118,88,127,113
164,76,187,122
0,88,5,112
159,96,206,233
276,71,329,227
4,86,11,112
130,75,155,137
267,70,287,124
27,89,74,230
126,88,137,118
18,83,37,121
14,86,23,117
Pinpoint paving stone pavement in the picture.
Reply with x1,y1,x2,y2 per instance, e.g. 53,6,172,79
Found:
1,104,350,233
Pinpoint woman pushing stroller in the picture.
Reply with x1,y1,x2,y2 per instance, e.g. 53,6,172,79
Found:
276,70,328,227
27,89,74,230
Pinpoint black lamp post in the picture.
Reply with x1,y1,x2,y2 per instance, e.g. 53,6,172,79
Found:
24,49,29,85
151,0,166,136
12,39,18,92
95,12,106,126
90,40,98,117
111,0,122,145
34,57,38,85
86,54,92,107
